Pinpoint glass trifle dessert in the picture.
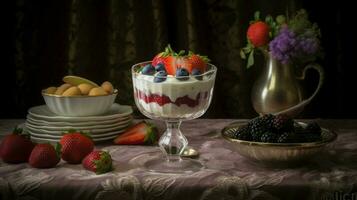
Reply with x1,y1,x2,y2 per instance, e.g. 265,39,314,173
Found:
132,45,217,173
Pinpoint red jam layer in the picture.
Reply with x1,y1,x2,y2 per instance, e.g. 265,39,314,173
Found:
135,89,209,108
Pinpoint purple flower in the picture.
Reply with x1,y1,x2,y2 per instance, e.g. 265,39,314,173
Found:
269,26,320,64
269,27,296,64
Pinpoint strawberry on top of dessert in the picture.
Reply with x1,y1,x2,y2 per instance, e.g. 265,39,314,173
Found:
146,44,210,78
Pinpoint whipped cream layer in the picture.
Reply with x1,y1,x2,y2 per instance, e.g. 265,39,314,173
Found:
133,74,215,119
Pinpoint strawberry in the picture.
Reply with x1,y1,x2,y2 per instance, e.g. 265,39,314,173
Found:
152,45,211,75
247,21,270,47
179,52,210,73
82,150,112,174
161,56,177,75
152,44,182,75
29,143,61,168
152,53,167,67
59,131,94,164
113,121,158,145
0,127,34,163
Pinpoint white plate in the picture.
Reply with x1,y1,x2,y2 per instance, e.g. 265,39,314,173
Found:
26,114,132,126
30,134,117,143
26,122,130,135
28,104,133,122
28,129,124,139
26,117,132,131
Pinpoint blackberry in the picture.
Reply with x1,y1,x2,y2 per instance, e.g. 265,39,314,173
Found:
247,117,263,128
305,122,322,134
277,132,299,143
261,114,275,129
260,132,279,143
232,126,251,141
273,114,294,132
248,119,268,142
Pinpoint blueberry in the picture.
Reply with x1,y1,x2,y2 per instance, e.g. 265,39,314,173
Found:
155,63,166,72
141,64,155,75
154,71,167,83
192,68,202,80
175,68,189,81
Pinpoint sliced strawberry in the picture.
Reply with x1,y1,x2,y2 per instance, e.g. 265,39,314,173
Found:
113,121,158,145
151,44,182,75
180,53,209,73
152,52,166,66
115,133,146,145
151,45,212,75
162,56,177,75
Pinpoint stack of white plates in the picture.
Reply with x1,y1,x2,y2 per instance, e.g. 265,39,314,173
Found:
25,103,133,143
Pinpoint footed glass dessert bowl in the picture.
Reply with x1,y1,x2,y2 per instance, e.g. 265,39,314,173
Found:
132,61,217,173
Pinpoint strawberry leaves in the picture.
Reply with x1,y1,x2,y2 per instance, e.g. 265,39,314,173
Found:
152,44,210,75
12,126,23,135
62,129,93,140
240,41,255,68
92,151,112,174
144,123,158,145
55,143,62,158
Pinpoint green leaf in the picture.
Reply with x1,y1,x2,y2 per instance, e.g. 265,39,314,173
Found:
240,49,246,59
62,130,92,140
80,131,93,140
144,122,158,145
197,55,211,63
247,40,254,48
265,15,273,24
276,15,286,25
12,126,23,135
55,143,62,158
247,49,255,68
242,46,252,53
177,50,185,56
254,11,260,21
94,151,113,174
62,129,77,135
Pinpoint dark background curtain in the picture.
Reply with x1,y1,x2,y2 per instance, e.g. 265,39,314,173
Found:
2,0,356,119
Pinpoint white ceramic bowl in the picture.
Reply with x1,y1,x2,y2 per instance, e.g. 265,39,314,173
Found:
42,90,118,116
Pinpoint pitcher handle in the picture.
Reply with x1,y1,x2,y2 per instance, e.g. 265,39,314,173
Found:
274,63,324,116
297,63,324,101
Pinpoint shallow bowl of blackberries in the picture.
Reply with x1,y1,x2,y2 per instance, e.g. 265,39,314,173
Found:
221,119,337,164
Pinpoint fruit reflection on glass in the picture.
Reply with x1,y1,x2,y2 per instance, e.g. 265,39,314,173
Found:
132,45,217,173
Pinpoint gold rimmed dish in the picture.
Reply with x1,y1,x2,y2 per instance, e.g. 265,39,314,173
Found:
221,121,337,164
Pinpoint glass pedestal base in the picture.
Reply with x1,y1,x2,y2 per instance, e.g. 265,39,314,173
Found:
144,157,203,174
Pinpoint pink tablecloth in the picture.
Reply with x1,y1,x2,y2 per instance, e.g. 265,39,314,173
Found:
1,119,356,200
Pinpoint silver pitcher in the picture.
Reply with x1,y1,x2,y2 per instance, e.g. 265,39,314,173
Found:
251,51,324,117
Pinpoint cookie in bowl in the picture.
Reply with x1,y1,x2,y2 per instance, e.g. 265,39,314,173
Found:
42,76,118,117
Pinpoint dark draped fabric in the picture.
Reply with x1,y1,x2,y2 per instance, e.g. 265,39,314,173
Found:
3,0,356,118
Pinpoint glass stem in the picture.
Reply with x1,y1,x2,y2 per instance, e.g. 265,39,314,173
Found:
158,121,188,162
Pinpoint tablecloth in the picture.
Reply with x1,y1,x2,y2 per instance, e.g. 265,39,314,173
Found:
1,119,356,200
